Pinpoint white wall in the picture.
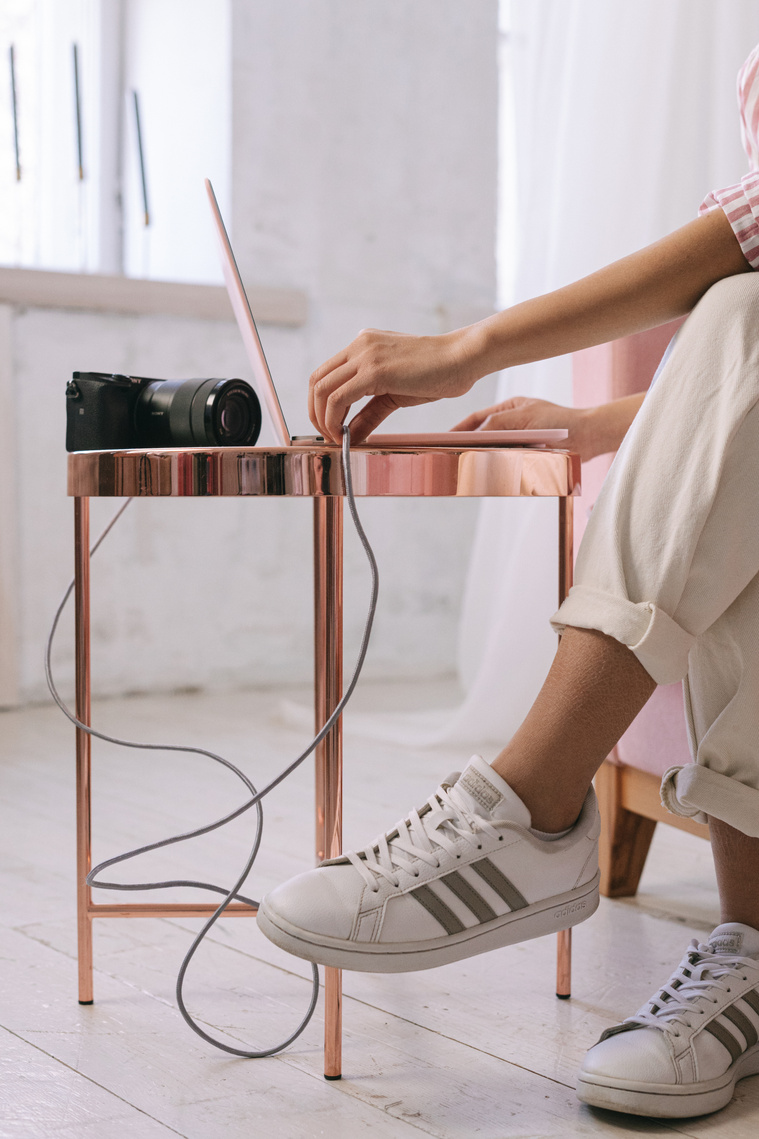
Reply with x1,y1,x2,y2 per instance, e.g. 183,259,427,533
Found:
1,0,498,706
231,0,498,429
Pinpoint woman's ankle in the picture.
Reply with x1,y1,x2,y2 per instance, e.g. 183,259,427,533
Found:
489,756,588,833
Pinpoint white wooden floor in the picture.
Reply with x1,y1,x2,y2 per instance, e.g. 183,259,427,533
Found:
1,681,757,1138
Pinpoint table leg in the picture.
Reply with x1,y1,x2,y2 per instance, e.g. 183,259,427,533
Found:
556,495,574,999
74,497,94,1004
313,496,343,1080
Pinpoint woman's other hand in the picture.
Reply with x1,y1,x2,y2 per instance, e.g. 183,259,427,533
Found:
308,325,484,444
454,391,648,462
453,396,595,462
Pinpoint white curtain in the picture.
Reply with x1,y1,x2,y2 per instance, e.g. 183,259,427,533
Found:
295,0,759,748
448,0,759,747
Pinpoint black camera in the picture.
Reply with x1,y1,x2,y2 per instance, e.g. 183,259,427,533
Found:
65,372,262,452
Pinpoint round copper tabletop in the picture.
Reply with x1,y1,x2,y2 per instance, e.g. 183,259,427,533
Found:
67,445,581,498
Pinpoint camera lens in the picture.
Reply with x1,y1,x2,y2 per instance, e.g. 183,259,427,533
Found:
215,385,256,443
221,396,245,438
134,378,261,447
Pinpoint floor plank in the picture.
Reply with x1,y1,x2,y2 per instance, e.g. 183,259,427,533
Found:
0,1026,181,1138
3,923,670,1139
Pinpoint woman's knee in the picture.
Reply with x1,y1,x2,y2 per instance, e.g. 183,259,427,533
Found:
689,271,759,337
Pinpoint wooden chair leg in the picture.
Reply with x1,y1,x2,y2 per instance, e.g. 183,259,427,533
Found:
595,760,657,898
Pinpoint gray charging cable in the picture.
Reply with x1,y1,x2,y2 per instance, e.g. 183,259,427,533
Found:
46,425,379,1057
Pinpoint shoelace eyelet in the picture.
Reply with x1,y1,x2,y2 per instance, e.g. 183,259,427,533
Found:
498,835,503,841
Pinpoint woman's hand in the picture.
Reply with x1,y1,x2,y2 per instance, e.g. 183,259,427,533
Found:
454,392,648,462
308,325,484,443
453,396,596,462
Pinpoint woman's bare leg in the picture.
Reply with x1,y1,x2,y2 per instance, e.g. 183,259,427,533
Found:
491,626,759,931
490,626,656,832
709,817,759,931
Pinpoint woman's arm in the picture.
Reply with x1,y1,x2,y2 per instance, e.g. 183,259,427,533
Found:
451,391,648,463
471,209,748,374
585,392,648,459
309,208,749,443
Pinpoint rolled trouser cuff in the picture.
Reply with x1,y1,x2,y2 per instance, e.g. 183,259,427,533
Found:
661,764,759,837
550,585,696,685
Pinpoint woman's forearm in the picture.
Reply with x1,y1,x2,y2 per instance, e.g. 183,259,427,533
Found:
582,392,647,460
463,208,749,381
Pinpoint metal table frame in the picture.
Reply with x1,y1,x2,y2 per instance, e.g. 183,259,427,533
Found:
68,443,580,1080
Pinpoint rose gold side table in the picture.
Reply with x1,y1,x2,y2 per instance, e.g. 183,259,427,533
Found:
67,443,580,1079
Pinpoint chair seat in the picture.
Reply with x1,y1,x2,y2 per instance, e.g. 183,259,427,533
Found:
614,682,692,778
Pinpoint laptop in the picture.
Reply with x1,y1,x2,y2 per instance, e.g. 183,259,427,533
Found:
205,179,568,450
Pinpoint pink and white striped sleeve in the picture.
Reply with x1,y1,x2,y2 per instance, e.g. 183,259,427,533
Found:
699,174,759,270
699,44,759,269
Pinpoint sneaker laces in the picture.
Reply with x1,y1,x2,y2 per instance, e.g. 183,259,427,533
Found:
627,941,754,1038
346,781,499,892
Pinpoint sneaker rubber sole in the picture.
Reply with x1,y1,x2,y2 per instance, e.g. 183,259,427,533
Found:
576,1041,759,1118
257,870,600,973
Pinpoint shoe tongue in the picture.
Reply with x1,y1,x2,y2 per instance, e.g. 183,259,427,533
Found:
708,922,759,959
449,755,532,828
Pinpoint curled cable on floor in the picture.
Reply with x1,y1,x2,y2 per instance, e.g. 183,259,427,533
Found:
46,425,379,1057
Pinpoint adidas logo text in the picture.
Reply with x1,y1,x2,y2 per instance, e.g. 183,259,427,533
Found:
553,901,586,920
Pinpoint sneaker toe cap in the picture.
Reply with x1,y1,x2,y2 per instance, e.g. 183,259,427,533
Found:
263,865,365,940
580,1027,678,1085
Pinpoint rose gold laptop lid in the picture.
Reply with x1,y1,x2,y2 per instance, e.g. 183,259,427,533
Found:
363,430,568,446
206,179,291,446
206,178,568,450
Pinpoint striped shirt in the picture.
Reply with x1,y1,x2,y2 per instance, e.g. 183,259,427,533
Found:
700,44,759,268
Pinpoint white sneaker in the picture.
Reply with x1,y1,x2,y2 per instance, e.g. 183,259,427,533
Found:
577,922,759,1118
257,755,600,972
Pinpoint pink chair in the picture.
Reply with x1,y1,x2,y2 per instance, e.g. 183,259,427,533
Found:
572,321,710,898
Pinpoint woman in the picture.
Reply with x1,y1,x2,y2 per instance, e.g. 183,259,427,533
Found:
257,45,759,1119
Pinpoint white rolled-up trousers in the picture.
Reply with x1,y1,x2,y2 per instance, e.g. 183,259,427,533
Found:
551,273,759,838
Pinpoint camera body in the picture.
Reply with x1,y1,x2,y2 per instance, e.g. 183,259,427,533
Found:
66,372,262,452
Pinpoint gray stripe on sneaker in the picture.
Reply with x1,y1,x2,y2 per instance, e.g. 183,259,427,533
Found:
723,1002,758,1049
441,870,497,924
705,1019,744,1063
471,858,528,911
598,1021,644,1043
741,988,759,1017
411,883,465,935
